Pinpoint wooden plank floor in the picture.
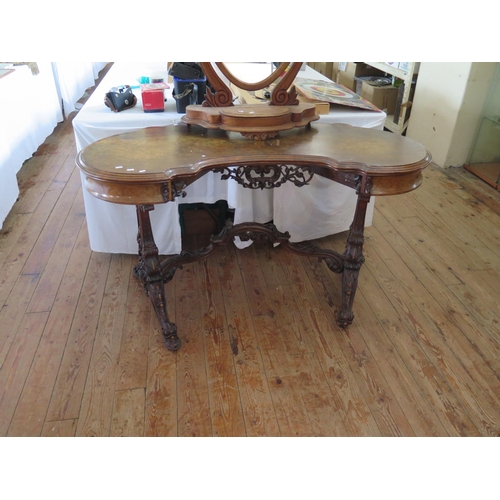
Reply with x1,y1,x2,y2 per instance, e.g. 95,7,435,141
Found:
2,78,500,436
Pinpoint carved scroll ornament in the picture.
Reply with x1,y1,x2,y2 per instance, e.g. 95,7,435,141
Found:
215,164,314,190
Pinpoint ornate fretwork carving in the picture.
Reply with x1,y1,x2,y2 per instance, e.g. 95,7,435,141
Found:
215,164,314,190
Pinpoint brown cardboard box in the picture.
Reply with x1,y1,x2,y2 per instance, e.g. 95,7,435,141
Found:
361,81,399,115
338,63,386,91
311,62,334,80
331,62,339,83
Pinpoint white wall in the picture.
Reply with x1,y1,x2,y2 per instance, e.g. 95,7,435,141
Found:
406,62,498,167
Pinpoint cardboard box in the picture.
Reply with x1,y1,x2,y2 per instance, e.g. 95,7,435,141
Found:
354,76,392,96
337,62,386,91
361,81,399,115
167,62,173,83
312,62,334,80
308,62,339,83
331,62,339,82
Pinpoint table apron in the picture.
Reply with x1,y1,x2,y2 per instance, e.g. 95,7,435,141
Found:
83,168,423,205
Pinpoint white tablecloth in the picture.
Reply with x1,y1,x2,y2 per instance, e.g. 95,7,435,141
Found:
0,63,62,229
73,63,386,255
0,62,108,229
52,62,107,118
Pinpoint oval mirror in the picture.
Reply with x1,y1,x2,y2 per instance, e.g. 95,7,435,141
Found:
200,62,304,107
214,62,291,91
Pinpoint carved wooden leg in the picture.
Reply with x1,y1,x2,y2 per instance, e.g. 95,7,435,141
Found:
337,192,371,328
133,205,181,351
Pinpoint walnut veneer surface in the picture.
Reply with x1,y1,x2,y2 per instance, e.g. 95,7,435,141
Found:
77,123,430,203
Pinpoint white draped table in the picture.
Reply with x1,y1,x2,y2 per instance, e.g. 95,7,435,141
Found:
0,62,107,229
0,63,62,228
73,63,386,255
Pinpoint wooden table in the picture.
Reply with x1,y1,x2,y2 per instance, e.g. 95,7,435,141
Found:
77,122,431,351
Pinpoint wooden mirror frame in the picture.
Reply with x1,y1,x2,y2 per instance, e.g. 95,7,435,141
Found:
200,62,304,107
